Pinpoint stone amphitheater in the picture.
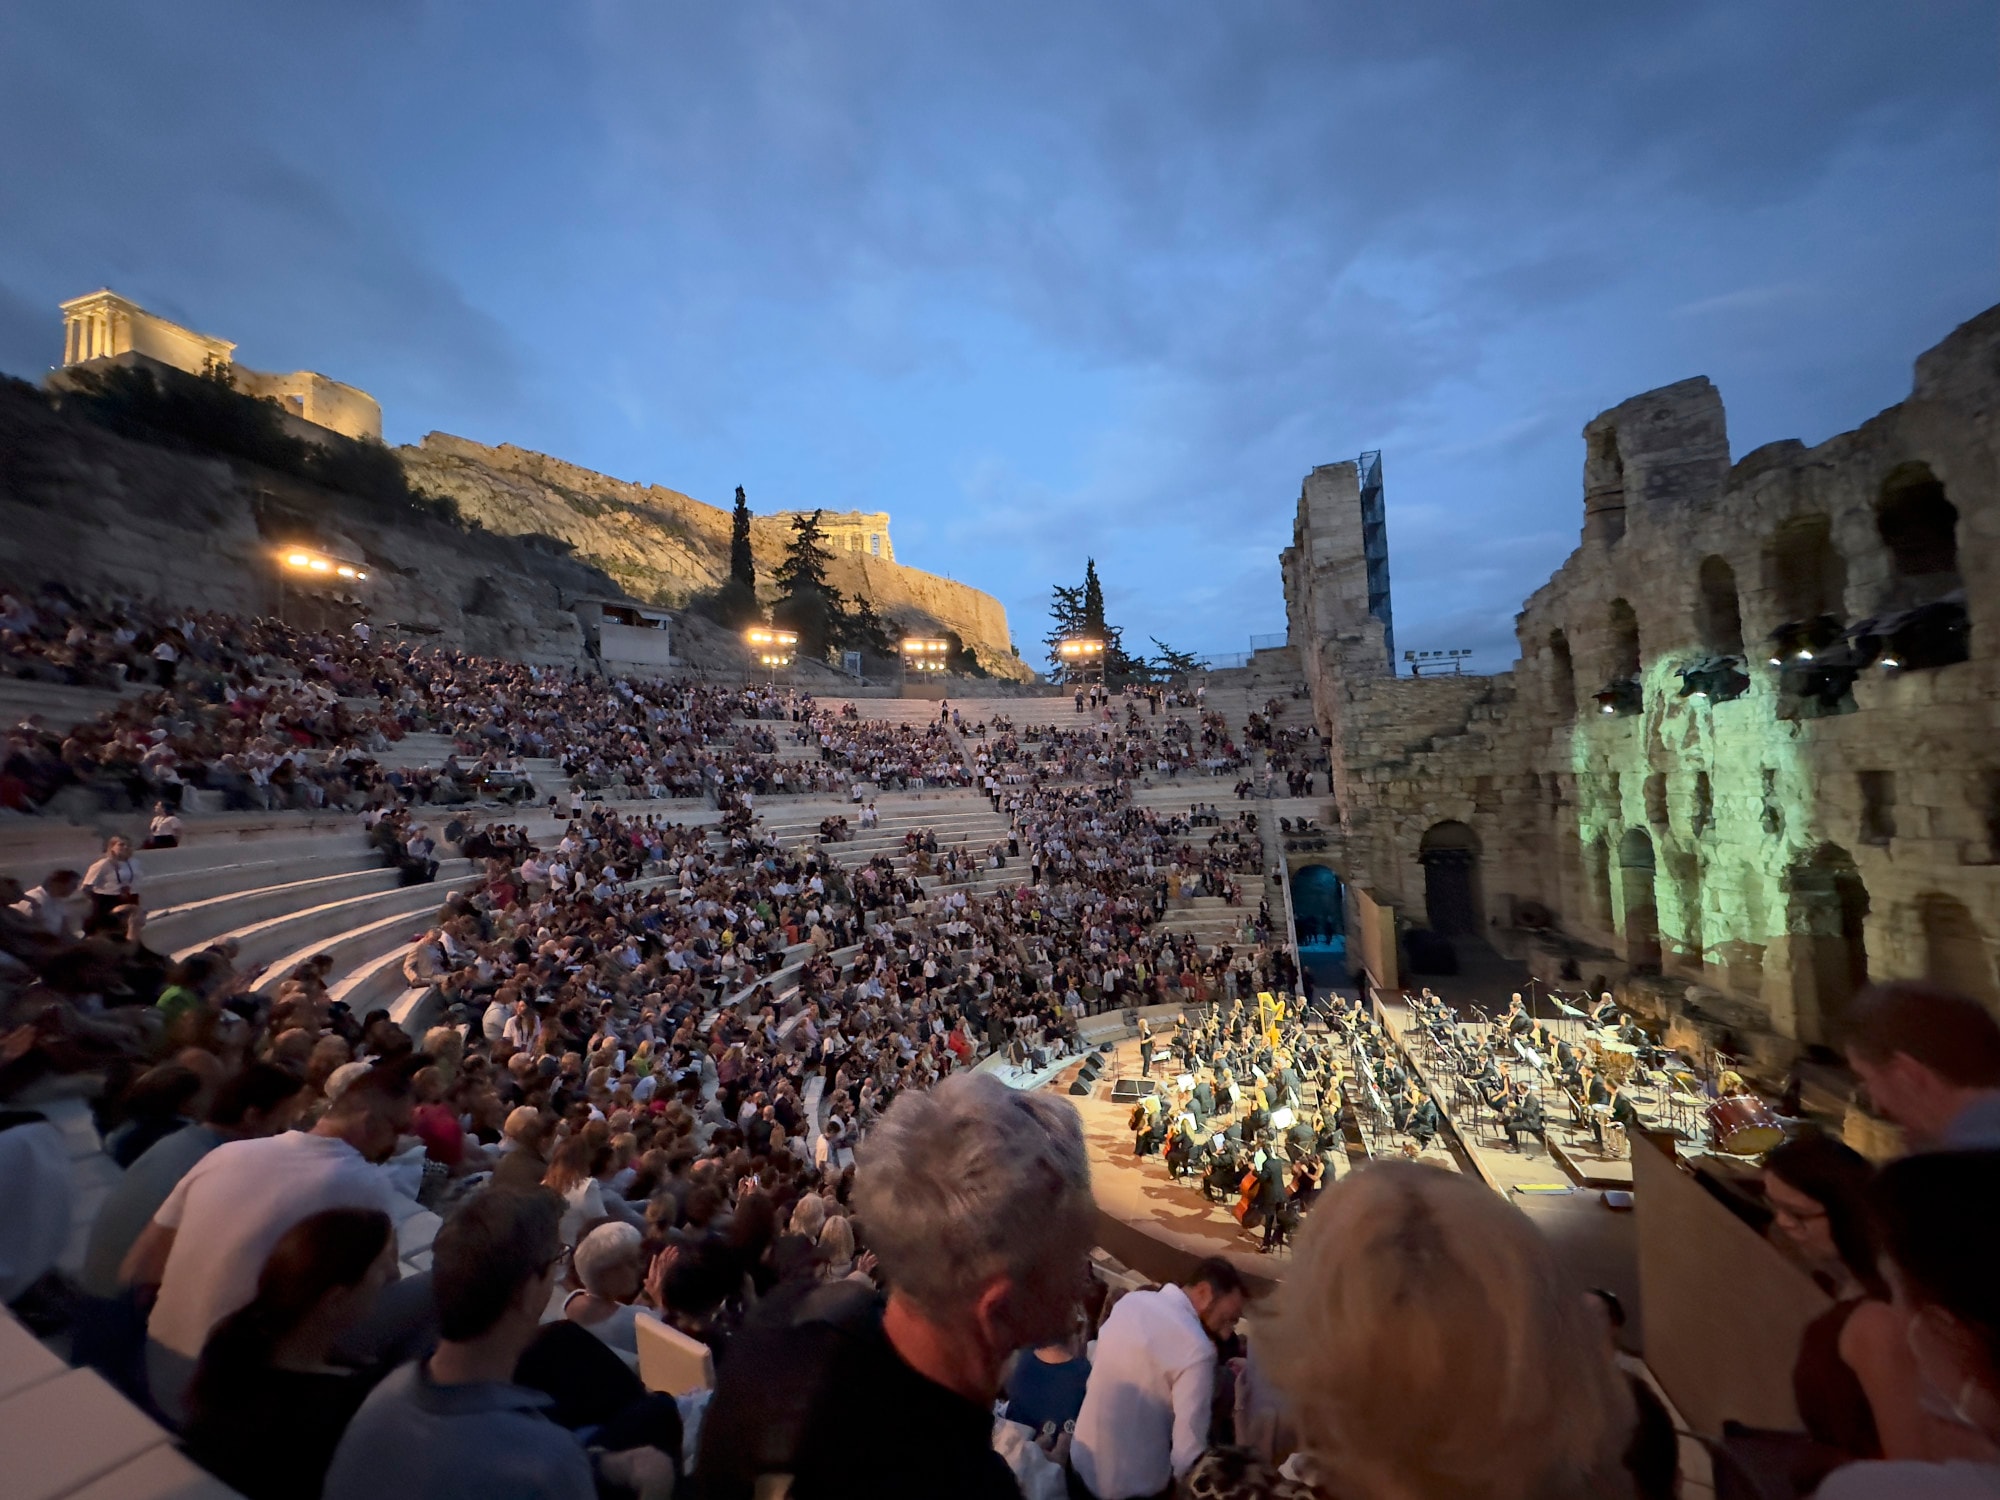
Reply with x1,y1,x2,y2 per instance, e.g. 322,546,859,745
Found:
0,661,1322,1500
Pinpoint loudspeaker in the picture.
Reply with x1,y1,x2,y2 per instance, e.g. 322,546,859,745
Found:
1069,1080,1093,1096
1111,1078,1156,1102
1078,1058,1101,1080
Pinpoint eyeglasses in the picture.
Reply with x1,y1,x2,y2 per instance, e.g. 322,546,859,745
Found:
544,1244,572,1275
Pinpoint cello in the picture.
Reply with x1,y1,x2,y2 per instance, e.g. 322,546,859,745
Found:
1232,1160,1260,1224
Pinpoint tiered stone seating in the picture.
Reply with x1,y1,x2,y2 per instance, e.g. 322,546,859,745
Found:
0,1301,239,1500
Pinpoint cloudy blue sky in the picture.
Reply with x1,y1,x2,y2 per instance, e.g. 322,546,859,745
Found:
0,4,1992,670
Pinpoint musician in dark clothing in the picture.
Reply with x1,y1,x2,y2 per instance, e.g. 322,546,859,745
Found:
1608,1080,1643,1137
1284,1115,1317,1163
1202,1149,1241,1204
1406,1092,1441,1150
1502,1080,1545,1152
1504,995,1533,1037
1476,1059,1509,1115
1251,1138,1288,1251
1588,993,1620,1029
1191,1080,1215,1122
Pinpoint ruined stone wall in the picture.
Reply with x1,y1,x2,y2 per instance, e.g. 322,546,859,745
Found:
402,434,1028,679
1291,305,2000,1044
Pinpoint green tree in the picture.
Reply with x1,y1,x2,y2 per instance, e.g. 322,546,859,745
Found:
841,596,894,657
943,630,988,678
728,486,755,590
1082,558,1108,637
701,484,761,626
1044,581,1087,677
1149,638,1203,678
773,509,846,658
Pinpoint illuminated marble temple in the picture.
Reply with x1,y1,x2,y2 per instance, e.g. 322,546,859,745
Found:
58,289,382,442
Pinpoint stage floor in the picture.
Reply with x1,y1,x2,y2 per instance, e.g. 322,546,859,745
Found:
1056,1034,1286,1285
1058,1023,1642,1327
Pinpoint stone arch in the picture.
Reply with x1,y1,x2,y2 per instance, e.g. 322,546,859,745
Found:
1418,821,1481,936
1547,629,1576,719
1618,827,1661,972
1608,598,1641,679
1877,462,1962,604
1585,834,1614,931
1787,844,1871,1041
1768,514,1846,623
1916,892,1995,1005
1697,555,1745,656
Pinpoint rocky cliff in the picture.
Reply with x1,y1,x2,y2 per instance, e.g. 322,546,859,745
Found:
0,379,611,664
400,433,1028,680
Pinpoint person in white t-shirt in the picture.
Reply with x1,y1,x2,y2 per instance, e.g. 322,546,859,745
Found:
121,1067,414,1420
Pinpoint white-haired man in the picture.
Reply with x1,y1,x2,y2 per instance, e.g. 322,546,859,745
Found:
697,1071,1095,1500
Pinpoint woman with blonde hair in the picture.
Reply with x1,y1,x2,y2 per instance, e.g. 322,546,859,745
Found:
1189,1161,1635,1500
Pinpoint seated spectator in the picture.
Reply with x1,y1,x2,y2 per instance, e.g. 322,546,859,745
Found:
1072,1257,1248,1499
182,1208,398,1500
493,1105,556,1192
1843,981,2000,1151
560,1221,670,1359
324,1187,636,1500
13,868,87,940
1187,1160,1634,1500
697,1072,1095,1500
1762,1128,1927,1461
1817,1150,2000,1499
1003,1316,1092,1441
122,1066,415,1420
103,1054,219,1168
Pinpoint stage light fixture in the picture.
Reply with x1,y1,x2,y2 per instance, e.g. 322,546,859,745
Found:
1591,676,1643,717
278,547,368,584
1676,656,1750,704
744,625,798,670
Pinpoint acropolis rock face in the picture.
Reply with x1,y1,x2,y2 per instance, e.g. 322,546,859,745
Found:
1286,304,2000,1054
0,381,607,663
401,434,1027,679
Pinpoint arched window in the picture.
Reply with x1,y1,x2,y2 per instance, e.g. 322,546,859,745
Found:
1787,845,1870,1042
1917,892,1995,1004
1609,599,1641,679
1697,556,1744,656
1877,463,1961,595
1585,426,1627,544
1768,514,1846,623
1547,630,1575,719
1618,828,1661,972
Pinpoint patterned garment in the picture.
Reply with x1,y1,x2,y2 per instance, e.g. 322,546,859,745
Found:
1184,1447,1326,1500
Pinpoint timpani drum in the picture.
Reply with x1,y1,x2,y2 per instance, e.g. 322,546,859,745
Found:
1705,1094,1785,1156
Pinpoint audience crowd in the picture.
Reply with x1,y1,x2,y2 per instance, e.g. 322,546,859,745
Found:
3,585,1998,1500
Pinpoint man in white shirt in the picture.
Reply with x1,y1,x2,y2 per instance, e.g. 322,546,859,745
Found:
1071,1258,1248,1499
13,869,87,939
121,1067,414,1418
